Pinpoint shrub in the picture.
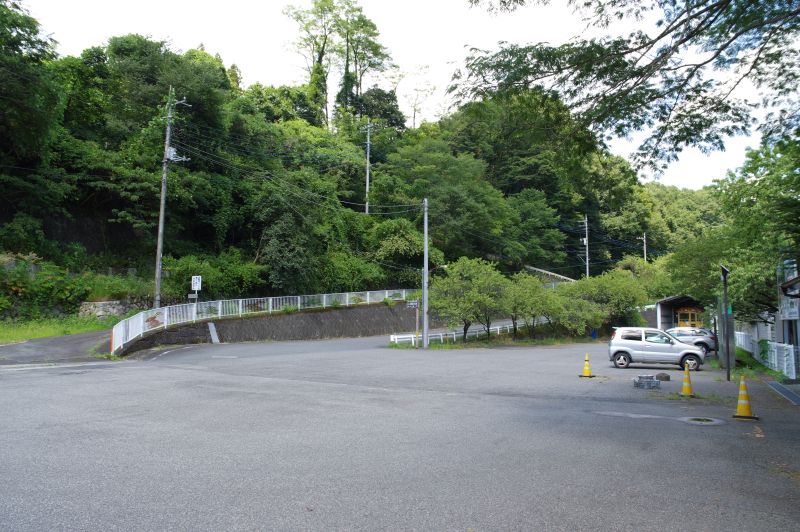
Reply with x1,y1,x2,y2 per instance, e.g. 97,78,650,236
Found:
0,256,90,319
85,273,151,301
161,249,267,300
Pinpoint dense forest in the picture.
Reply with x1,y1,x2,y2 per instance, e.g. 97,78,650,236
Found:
1,0,797,324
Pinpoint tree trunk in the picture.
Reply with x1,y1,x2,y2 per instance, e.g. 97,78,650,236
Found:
462,321,470,342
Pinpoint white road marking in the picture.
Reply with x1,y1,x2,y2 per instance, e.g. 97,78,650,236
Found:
152,346,193,360
0,361,128,372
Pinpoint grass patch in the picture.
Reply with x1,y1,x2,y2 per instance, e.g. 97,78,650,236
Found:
656,391,736,406
0,315,120,344
391,332,600,349
709,347,784,380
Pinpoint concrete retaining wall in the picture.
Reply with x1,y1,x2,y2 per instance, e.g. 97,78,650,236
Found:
124,302,422,354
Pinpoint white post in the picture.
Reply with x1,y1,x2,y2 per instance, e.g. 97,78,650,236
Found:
346,293,350,306
164,307,170,329
192,302,197,322
297,295,301,309
366,292,370,304
268,298,273,313
422,198,430,348
238,299,242,317
323,294,327,308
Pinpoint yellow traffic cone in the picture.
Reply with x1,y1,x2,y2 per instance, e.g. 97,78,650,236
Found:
579,353,595,378
680,365,694,397
733,375,759,420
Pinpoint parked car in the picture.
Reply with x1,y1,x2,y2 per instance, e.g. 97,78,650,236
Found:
608,327,705,370
665,327,717,354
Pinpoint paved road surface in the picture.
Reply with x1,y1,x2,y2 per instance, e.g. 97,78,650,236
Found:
0,330,109,365
1,337,798,530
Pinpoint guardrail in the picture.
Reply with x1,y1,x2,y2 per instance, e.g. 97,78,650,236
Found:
391,323,518,346
735,331,798,380
112,288,413,354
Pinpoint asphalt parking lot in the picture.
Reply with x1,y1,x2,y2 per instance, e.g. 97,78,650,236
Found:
1,337,798,531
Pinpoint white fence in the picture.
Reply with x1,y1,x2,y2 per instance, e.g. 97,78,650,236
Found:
735,331,799,380
112,289,413,354
391,323,519,346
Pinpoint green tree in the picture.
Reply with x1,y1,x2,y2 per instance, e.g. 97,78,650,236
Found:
461,1,800,169
0,0,59,165
549,283,605,334
285,0,340,124
505,272,545,337
668,136,800,321
430,257,507,340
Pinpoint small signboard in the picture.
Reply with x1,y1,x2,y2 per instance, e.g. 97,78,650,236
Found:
191,275,202,291
407,299,419,309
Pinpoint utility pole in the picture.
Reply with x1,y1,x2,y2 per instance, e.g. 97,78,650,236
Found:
365,117,371,214
638,232,647,261
422,197,429,349
153,87,189,309
721,264,731,382
581,214,589,278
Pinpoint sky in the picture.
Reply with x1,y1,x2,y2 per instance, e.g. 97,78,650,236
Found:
22,0,760,190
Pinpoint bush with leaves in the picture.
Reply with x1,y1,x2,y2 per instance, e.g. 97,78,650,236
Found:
161,249,266,301
0,256,90,319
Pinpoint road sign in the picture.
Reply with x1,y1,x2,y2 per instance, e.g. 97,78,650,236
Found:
407,299,419,309
191,275,202,291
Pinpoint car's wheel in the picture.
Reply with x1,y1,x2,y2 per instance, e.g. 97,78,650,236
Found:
696,343,709,355
681,355,701,371
613,352,631,369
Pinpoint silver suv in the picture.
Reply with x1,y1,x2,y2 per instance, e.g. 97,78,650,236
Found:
665,327,717,355
608,327,705,370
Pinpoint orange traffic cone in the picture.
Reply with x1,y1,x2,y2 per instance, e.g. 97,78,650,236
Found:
579,353,595,378
733,375,759,420
680,365,694,397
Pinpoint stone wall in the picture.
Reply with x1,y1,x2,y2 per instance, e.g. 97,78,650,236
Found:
79,300,132,318
123,302,427,355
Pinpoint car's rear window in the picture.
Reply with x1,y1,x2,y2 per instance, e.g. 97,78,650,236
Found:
620,330,642,341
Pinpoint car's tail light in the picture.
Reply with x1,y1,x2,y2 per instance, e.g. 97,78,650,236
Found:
610,329,617,340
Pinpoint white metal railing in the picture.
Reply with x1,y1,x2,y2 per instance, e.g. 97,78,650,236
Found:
391,324,518,346
112,288,412,354
735,331,799,380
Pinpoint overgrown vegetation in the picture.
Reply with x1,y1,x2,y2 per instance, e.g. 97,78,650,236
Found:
0,0,797,343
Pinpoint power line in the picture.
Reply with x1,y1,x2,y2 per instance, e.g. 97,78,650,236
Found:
171,138,420,212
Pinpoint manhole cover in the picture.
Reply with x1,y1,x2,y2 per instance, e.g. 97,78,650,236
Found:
679,416,725,426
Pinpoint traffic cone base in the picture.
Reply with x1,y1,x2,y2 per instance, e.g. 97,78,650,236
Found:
579,353,595,378
732,375,759,420
680,365,694,397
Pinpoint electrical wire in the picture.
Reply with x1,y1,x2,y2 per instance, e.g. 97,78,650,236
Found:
171,138,421,213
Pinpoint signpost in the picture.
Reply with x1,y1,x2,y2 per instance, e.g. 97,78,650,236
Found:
407,299,420,348
190,275,202,302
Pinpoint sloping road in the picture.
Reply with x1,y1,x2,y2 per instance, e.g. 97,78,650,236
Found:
0,330,110,365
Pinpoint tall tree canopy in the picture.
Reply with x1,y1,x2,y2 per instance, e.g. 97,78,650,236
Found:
0,0,58,164
460,1,800,170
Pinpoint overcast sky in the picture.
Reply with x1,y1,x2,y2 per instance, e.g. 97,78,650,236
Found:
24,0,759,190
